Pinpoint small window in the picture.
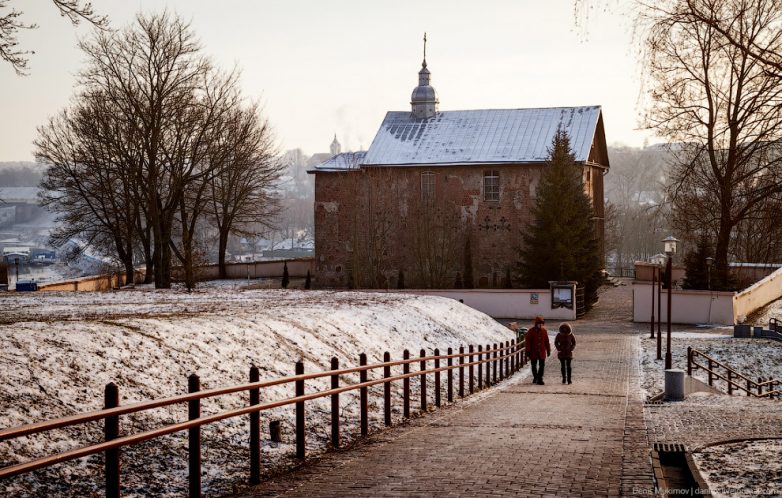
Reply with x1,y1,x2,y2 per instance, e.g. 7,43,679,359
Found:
483,170,499,201
421,171,435,200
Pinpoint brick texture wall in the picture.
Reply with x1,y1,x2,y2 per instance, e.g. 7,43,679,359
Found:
314,163,605,289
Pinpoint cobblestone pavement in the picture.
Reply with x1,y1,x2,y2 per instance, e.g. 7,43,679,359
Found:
237,283,656,497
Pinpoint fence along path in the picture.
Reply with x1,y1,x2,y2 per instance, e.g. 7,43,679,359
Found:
0,340,524,497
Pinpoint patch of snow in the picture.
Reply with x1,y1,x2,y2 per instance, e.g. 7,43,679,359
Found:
0,289,515,497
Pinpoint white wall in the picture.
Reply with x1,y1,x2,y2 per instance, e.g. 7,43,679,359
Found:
375,289,577,320
632,282,735,325
733,266,782,323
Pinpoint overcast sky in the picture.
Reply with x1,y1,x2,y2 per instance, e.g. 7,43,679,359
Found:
0,0,649,161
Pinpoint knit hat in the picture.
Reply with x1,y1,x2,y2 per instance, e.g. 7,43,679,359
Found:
534,316,545,325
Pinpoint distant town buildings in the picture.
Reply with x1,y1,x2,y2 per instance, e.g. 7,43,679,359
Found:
311,47,609,289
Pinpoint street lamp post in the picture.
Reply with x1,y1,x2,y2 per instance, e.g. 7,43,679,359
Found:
662,235,679,370
706,256,714,324
657,262,662,359
650,265,656,339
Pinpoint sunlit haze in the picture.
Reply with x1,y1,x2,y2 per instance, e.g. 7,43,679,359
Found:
0,0,652,161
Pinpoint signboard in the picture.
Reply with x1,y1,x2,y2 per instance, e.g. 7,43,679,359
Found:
550,281,577,310
530,293,539,305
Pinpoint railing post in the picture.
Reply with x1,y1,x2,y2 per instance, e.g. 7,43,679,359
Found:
249,365,261,485
708,358,713,386
493,343,498,384
468,345,474,395
295,360,305,459
459,346,465,398
747,377,751,397
477,345,483,390
505,341,510,378
510,340,515,373
758,377,763,397
188,373,201,498
727,369,733,395
447,347,453,403
360,353,368,436
687,347,692,376
331,357,340,447
420,349,427,412
104,382,120,498
486,344,492,385
384,352,392,426
434,349,441,408
403,350,410,418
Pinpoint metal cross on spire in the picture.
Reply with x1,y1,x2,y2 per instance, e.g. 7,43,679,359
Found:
423,32,427,62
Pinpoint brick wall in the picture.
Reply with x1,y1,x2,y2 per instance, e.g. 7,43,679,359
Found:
314,163,604,289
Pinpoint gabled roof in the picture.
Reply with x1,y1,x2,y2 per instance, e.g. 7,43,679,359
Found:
310,151,367,172
361,106,603,167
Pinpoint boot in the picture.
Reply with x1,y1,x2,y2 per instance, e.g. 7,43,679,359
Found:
562,376,566,384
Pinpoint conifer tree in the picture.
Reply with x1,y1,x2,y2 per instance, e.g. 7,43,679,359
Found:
281,260,290,288
517,128,602,308
504,267,512,289
454,272,463,289
397,269,405,289
682,235,723,290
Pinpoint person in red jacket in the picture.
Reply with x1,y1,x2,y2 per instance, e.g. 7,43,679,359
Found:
525,316,551,385
554,322,577,384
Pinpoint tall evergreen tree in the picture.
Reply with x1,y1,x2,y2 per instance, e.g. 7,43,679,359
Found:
517,128,602,308
682,235,721,290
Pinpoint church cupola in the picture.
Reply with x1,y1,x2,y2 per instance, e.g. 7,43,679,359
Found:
411,33,439,120
330,134,341,156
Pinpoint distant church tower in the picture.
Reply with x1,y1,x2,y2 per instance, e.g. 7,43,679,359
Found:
330,134,341,156
411,33,439,120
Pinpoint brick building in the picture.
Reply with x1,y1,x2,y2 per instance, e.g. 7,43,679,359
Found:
311,54,609,289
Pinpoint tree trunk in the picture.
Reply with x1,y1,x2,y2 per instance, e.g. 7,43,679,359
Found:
218,228,229,279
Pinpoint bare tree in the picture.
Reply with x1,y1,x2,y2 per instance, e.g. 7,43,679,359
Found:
0,0,107,75
642,0,782,288
206,103,282,279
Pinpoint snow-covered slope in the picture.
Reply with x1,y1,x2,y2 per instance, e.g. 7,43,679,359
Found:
0,286,515,497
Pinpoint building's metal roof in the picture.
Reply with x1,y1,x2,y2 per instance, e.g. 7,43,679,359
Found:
310,151,367,172
362,106,602,166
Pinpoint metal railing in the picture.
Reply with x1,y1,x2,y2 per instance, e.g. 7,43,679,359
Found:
771,317,781,333
0,339,525,497
687,347,780,398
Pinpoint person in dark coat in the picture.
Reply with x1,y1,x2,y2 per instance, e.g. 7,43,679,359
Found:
525,316,550,385
554,322,576,384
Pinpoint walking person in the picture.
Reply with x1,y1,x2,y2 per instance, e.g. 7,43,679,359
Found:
555,322,576,384
525,316,550,385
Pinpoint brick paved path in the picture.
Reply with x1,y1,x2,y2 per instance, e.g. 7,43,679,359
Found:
240,284,655,497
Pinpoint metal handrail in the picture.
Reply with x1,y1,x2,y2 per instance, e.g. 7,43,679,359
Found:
688,347,780,398
0,339,526,496
771,317,781,333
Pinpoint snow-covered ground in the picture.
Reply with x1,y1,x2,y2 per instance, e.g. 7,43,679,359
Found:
639,330,782,397
694,439,782,497
0,285,515,497
640,330,782,496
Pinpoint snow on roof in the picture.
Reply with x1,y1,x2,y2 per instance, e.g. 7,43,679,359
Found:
311,151,367,172
362,106,602,166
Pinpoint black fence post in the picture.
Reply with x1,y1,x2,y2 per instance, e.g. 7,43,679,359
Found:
468,345,474,395
505,341,510,378
420,349,427,412
384,352,392,426
459,346,465,398
295,361,305,459
104,382,120,498
477,345,483,390
403,349,410,418
447,347,453,403
486,344,491,386
493,343,498,384
331,357,340,448
434,348,441,408
687,347,692,376
510,340,515,373
360,353,368,436
249,365,260,485
188,373,201,498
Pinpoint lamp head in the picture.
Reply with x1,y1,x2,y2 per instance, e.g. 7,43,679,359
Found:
706,256,714,267
662,235,679,256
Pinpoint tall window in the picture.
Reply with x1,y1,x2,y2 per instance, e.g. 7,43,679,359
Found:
483,170,499,201
421,171,435,200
